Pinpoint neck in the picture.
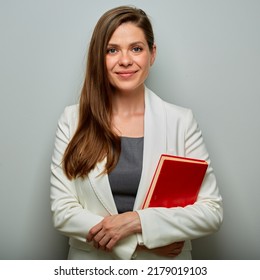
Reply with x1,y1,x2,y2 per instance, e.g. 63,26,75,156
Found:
112,87,145,117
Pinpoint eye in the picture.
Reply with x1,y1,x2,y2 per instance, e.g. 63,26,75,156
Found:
107,48,118,54
132,46,143,53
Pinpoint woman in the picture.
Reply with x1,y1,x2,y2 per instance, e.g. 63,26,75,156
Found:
50,6,223,260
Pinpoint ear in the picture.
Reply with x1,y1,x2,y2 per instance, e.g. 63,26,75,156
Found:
150,44,157,66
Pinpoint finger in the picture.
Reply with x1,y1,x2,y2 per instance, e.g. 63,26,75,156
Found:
174,241,184,247
98,235,112,251
171,248,182,256
174,244,183,250
86,223,103,242
168,249,181,257
93,233,104,243
171,242,184,250
104,236,118,251
93,241,98,249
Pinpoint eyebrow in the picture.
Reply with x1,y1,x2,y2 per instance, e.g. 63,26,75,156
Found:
107,41,146,47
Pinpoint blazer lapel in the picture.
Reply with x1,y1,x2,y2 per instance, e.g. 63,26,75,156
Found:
133,87,167,210
88,160,118,215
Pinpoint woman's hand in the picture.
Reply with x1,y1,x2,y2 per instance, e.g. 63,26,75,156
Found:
137,241,184,258
86,211,141,251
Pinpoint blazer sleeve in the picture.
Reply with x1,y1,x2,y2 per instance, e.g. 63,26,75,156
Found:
50,106,138,259
50,106,104,241
136,109,223,249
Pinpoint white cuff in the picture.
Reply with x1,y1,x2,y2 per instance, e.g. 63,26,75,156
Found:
136,233,144,246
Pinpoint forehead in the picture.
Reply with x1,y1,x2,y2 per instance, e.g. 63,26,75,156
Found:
108,22,146,44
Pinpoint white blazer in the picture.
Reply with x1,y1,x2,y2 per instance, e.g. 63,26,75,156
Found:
50,87,223,260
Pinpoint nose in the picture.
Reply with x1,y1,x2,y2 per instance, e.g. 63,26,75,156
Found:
118,51,133,66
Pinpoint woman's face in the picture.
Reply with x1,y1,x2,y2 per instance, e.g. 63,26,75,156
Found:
106,22,156,95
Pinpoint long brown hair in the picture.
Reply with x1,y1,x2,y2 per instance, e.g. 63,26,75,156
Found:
63,6,155,179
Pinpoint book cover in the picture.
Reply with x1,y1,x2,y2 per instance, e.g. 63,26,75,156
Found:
142,154,208,208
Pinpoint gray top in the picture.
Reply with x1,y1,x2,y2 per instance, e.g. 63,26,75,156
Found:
108,137,144,213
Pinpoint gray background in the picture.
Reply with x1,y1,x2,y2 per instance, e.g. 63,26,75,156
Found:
0,0,259,259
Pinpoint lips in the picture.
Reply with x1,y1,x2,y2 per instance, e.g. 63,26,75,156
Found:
116,70,138,78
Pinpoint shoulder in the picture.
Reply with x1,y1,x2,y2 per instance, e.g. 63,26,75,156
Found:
60,104,79,123
163,100,191,116
57,104,79,137
62,104,79,118
146,86,192,119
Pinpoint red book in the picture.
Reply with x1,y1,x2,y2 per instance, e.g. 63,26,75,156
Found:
142,154,208,208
